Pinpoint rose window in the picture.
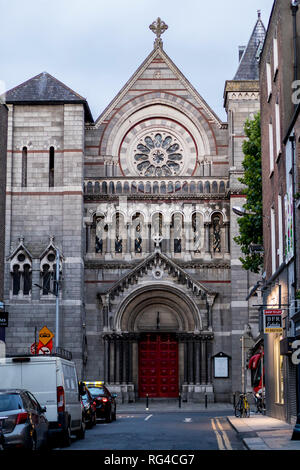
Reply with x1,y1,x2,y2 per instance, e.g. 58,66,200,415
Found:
133,133,183,177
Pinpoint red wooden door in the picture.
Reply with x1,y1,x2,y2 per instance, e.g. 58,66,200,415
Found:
139,333,178,398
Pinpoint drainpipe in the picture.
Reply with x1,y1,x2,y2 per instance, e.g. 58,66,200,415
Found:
292,1,299,83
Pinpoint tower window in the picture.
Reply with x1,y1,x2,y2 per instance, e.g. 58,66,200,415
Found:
49,147,55,187
22,147,27,187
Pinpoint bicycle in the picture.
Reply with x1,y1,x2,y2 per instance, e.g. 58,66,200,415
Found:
234,393,250,418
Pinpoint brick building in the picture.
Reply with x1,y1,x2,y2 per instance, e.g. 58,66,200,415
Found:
260,0,300,425
2,16,265,402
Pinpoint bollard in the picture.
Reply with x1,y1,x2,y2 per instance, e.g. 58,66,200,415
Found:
233,393,236,408
205,393,208,409
146,394,149,411
179,393,181,408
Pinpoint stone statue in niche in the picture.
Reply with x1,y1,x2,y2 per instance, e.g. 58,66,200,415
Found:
213,217,221,252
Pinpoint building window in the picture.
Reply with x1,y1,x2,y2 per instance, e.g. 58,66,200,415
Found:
275,101,281,157
12,265,21,295
274,335,284,404
49,147,55,187
271,207,276,274
21,146,27,187
278,195,283,266
269,122,274,174
266,62,272,100
212,215,221,253
273,36,278,77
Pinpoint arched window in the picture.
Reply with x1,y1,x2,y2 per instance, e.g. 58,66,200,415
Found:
49,147,55,187
114,212,123,253
23,264,32,295
192,213,203,253
133,213,143,253
171,213,183,253
95,216,104,254
22,147,27,187
42,264,52,295
12,265,21,295
212,215,222,253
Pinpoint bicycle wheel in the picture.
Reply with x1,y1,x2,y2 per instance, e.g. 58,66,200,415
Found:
234,400,242,417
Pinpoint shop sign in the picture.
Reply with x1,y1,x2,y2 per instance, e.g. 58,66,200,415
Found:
264,309,283,333
291,340,300,365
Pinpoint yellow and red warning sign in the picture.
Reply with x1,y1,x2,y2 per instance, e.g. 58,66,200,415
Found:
31,326,54,355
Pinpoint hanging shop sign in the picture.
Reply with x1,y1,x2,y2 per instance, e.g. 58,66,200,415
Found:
264,309,283,334
291,340,300,365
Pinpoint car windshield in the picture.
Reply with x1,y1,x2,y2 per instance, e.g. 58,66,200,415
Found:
87,387,105,397
0,394,23,412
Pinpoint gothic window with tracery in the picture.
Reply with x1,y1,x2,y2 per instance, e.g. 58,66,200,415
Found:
11,250,32,296
133,133,183,177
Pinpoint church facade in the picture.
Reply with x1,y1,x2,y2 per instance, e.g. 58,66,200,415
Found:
2,17,265,402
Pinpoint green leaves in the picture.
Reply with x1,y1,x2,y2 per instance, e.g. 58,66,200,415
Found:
233,113,263,273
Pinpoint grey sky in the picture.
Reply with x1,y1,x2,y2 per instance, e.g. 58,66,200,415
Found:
1,0,274,121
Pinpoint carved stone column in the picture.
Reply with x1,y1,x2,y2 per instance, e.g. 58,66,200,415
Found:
204,222,210,253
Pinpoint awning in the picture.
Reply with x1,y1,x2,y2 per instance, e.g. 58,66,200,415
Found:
248,353,261,370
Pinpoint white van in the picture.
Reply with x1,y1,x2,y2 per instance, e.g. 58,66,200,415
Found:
0,355,85,447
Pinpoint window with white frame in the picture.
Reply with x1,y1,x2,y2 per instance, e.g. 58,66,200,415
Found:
277,195,283,266
266,62,272,100
273,36,279,77
275,101,281,157
269,121,274,174
271,207,276,274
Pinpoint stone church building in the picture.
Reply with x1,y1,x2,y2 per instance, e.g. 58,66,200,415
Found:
2,16,265,402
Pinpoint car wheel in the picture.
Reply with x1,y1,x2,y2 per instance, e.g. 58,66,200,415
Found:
105,407,113,423
61,423,72,448
75,419,86,440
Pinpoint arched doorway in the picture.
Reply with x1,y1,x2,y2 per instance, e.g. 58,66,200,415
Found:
103,284,212,400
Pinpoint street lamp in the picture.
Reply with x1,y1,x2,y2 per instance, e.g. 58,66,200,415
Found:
232,206,256,217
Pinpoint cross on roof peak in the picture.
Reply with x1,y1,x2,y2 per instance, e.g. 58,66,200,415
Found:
149,17,168,49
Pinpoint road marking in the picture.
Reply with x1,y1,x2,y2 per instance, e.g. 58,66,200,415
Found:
216,418,232,450
145,414,153,421
211,418,232,450
211,419,225,450
184,418,192,422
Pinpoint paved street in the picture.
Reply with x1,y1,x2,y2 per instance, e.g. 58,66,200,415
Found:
61,411,245,451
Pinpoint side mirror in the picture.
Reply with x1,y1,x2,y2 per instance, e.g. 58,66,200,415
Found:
40,406,47,413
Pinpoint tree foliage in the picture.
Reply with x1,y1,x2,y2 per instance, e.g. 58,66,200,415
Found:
233,112,263,273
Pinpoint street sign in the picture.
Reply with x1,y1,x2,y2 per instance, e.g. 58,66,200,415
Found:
30,342,38,355
39,326,54,346
38,346,51,355
264,309,283,333
0,311,8,328
291,340,300,365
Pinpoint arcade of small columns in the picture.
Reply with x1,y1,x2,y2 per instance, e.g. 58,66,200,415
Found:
85,205,230,258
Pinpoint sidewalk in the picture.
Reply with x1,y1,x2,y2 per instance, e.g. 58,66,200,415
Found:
227,413,300,450
116,400,300,450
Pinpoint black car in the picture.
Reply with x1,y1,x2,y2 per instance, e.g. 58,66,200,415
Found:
84,382,117,423
81,386,97,429
0,389,49,450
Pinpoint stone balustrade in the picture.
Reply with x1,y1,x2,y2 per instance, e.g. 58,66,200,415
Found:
83,177,229,196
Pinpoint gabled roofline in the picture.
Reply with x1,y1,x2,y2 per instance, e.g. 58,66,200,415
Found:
94,46,224,129
105,250,217,300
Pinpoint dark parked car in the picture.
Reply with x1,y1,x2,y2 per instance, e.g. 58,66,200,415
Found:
0,389,49,450
81,386,96,428
84,382,117,423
